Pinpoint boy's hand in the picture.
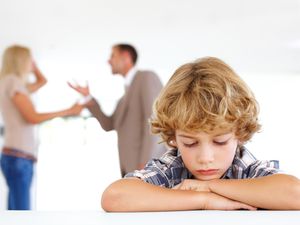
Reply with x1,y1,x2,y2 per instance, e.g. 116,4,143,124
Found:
173,179,210,192
203,192,257,210
173,179,256,210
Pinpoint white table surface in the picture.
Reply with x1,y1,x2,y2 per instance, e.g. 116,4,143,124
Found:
1,210,300,225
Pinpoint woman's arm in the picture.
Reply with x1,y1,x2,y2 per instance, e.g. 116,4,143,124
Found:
12,92,83,124
101,178,256,212
208,174,300,210
26,62,47,93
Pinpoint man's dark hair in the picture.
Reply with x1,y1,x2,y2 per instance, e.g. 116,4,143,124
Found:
115,44,138,65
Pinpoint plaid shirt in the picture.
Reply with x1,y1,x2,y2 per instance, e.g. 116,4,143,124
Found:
125,146,280,188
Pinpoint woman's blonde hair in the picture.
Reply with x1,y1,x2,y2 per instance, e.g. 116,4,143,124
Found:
0,45,31,79
151,57,261,148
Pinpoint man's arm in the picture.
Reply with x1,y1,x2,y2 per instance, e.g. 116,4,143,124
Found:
101,178,256,212
208,174,300,210
87,99,114,131
67,82,115,131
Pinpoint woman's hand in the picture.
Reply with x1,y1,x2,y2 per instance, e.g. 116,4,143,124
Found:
67,103,84,116
27,60,47,93
31,60,39,73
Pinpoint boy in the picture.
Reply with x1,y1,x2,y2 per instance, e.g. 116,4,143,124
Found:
101,57,300,211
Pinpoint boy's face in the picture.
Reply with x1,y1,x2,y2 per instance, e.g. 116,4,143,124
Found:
175,130,238,181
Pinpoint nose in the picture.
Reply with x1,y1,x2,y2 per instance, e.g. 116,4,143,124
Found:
196,144,214,164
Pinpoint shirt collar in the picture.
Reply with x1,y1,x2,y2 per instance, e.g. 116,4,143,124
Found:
124,67,137,87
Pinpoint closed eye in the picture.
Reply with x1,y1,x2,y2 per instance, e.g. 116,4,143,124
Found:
183,142,197,147
213,141,228,146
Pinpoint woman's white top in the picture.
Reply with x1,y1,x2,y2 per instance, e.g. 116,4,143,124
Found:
0,75,38,157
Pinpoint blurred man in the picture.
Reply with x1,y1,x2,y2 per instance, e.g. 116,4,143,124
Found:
69,44,166,177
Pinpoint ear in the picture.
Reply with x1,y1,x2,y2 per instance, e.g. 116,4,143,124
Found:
169,139,177,148
122,52,132,64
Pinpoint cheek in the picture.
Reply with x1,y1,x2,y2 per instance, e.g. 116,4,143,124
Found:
217,145,237,166
179,148,195,164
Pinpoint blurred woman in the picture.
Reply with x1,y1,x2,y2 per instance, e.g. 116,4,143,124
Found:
0,45,83,210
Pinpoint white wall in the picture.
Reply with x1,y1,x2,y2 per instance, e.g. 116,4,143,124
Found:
0,0,300,210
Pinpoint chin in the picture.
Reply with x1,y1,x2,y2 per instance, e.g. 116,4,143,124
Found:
194,174,221,181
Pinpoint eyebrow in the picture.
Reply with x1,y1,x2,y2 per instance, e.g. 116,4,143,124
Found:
177,134,197,139
177,133,232,139
214,133,232,138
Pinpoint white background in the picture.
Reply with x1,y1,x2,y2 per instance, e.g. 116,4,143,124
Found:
2,211,300,225
0,0,300,210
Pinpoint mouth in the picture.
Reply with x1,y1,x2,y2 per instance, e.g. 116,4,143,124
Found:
196,169,219,176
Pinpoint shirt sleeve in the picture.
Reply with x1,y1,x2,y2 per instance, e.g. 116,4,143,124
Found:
125,158,173,187
125,149,187,188
8,76,28,98
245,160,281,178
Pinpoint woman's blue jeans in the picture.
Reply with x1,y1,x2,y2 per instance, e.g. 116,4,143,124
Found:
0,154,34,210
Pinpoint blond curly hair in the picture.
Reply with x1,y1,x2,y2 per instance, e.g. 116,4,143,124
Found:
151,57,261,148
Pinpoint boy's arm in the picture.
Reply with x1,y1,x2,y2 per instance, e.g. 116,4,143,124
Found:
101,178,256,212
208,174,300,209
178,174,300,210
